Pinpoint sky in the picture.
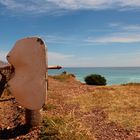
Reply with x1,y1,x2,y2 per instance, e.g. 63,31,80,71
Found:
0,0,140,67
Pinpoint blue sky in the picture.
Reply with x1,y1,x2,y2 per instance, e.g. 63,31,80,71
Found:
0,0,140,67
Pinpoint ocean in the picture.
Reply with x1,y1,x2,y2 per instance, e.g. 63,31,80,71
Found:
48,67,140,85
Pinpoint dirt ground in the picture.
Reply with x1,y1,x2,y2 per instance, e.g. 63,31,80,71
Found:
0,76,140,140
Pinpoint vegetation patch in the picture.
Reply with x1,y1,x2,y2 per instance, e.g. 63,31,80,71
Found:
84,74,107,85
39,76,140,139
71,87,140,130
121,82,140,86
40,115,93,140
43,103,57,111
50,72,75,82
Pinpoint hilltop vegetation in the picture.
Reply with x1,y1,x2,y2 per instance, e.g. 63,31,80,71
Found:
0,72,140,139
84,74,107,85
41,73,140,140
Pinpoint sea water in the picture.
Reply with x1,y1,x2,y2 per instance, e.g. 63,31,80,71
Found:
48,67,140,85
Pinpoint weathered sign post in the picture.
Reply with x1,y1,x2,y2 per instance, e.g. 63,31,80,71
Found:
0,37,62,127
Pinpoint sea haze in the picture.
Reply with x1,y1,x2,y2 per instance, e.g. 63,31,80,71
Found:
48,67,140,85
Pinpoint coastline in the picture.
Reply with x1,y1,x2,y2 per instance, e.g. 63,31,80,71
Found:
49,67,140,85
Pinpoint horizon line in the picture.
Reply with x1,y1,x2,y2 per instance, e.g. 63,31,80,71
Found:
61,66,140,68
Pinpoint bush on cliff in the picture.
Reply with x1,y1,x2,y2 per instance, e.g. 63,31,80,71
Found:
51,71,75,82
84,74,107,85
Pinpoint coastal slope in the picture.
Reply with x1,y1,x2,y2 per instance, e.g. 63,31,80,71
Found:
0,73,140,139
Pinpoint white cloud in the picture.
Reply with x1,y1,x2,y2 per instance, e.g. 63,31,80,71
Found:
48,51,140,67
109,22,140,31
43,35,75,44
119,0,140,7
51,0,113,10
122,25,140,31
48,52,74,60
1,49,139,67
0,50,8,62
86,33,140,43
0,0,140,15
109,22,122,27
101,51,140,67
0,0,59,14
78,51,140,67
43,24,140,44
48,52,96,67
48,51,74,66
86,23,140,44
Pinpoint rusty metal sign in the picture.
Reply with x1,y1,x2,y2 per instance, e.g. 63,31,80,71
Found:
6,37,47,110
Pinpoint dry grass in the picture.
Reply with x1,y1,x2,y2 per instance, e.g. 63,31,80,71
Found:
50,72,75,82
40,75,140,139
71,85,140,130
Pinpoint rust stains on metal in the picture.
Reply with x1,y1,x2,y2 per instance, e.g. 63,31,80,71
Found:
37,38,44,45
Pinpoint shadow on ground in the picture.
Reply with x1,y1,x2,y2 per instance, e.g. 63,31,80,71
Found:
0,124,30,139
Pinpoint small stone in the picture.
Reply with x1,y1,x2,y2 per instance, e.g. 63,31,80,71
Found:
7,126,10,130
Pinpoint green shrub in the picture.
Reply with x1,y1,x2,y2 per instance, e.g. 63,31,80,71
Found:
84,74,107,85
